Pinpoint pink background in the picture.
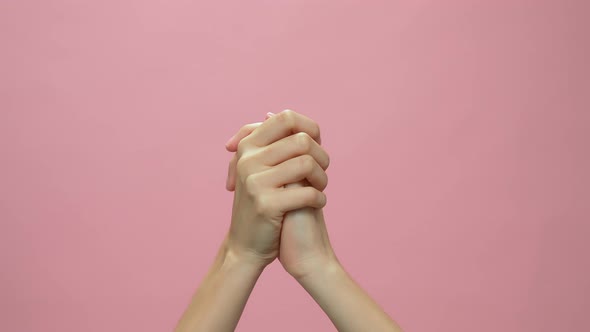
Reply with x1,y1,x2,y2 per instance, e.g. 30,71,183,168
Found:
1,1,589,331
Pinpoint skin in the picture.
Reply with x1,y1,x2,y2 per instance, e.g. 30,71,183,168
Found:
175,110,403,332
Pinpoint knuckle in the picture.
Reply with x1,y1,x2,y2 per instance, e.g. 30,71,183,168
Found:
301,187,314,203
277,109,295,127
244,174,260,192
236,138,249,156
319,172,328,191
314,123,321,140
282,109,296,117
244,174,262,196
239,122,258,135
295,132,312,151
238,124,249,135
244,123,258,131
299,154,315,172
320,192,327,207
306,187,323,205
236,155,253,177
254,194,273,216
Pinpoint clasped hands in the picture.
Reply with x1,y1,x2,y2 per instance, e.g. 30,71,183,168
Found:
223,109,337,279
175,109,402,332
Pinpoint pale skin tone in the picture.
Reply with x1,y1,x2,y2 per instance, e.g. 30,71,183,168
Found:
174,110,403,332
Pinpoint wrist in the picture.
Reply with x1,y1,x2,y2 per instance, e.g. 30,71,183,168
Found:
293,255,343,285
219,237,268,274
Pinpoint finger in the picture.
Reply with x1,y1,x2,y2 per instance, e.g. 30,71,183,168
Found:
262,186,327,214
226,153,238,191
224,111,275,151
259,132,330,170
257,155,328,192
226,115,275,190
225,122,264,152
244,109,321,148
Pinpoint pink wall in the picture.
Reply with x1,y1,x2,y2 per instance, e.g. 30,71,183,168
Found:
1,1,588,331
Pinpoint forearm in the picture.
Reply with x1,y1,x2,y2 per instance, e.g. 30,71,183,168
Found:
175,236,264,332
297,259,403,332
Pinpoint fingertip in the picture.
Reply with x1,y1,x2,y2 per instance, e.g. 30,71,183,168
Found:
225,135,234,149
225,140,238,152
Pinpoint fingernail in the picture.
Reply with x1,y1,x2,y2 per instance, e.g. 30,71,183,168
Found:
266,112,275,117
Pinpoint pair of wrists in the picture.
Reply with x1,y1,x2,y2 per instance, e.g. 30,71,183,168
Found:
221,245,343,283
220,236,343,283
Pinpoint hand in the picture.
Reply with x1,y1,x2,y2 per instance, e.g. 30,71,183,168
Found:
225,110,338,279
225,110,330,270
